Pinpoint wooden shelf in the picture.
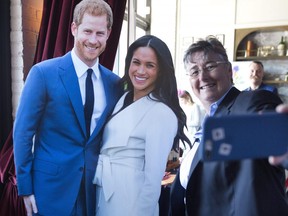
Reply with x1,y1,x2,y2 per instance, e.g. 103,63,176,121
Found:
234,25,288,61
263,80,288,84
236,55,288,61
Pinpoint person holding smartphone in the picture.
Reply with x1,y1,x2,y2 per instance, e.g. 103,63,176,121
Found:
170,36,288,216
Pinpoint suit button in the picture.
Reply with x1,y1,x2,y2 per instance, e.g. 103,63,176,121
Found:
79,167,84,172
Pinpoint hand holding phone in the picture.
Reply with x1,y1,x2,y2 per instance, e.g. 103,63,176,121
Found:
201,112,288,161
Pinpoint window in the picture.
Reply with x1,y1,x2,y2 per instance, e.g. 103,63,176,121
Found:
113,0,151,77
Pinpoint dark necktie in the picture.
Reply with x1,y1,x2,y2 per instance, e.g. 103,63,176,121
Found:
84,68,94,138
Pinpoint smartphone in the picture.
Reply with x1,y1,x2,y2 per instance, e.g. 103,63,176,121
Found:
201,112,288,161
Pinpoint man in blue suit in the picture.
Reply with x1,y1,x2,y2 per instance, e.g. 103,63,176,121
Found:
244,60,278,95
13,0,122,215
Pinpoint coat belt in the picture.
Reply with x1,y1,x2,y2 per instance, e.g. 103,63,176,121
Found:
93,154,144,201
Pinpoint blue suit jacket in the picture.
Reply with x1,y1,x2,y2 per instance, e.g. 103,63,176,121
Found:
13,52,122,215
244,82,278,95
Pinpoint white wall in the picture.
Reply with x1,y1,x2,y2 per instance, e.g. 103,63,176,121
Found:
150,0,177,64
235,0,288,27
151,0,288,102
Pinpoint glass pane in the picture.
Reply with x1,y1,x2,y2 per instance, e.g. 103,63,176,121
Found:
136,0,149,18
113,21,128,77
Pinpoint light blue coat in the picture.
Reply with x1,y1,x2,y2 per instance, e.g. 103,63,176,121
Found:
94,93,177,216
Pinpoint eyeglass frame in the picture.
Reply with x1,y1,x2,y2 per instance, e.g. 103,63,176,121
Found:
185,61,228,79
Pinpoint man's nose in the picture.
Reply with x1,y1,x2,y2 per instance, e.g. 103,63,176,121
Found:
89,34,99,44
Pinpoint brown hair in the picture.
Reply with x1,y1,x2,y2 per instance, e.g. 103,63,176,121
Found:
183,35,233,83
73,0,113,29
183,35,229,65
251,61,264,70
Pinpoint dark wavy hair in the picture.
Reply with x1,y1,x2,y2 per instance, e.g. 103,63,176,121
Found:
120,35,191,149
183,35,229,64
251,60,264,69
183,35,233,83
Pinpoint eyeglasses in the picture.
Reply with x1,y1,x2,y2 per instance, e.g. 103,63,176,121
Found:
186,61,228,79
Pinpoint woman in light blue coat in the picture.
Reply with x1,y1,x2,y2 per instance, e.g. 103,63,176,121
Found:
94,35,190,216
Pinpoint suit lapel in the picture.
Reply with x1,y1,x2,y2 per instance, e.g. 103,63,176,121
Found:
58,52,86,137
214,87,240,116
188,138,201,176
187,87,241,184
101,93,156,150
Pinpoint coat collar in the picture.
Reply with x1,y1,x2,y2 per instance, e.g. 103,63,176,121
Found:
214,87,240,116
101,93,157,151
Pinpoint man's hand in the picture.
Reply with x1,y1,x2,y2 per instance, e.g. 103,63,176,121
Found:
269,152,288,168
268,104,288,168
23,194,38,216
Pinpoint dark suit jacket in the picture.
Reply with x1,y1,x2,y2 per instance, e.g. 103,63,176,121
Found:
184,87,288,216
13,52,123,215
244,82,278,95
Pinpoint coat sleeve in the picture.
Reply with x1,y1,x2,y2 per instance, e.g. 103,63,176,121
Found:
13,65,47,195
233,90,282,114
130,103,177,216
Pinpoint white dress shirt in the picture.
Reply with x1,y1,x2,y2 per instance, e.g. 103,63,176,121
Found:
71,49,106,134
179,141,200,189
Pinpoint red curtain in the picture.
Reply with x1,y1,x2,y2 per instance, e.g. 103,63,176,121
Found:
0,132,26,215
33,0,127,67
1,0,127,215
32,0,80,69
100,0,127,69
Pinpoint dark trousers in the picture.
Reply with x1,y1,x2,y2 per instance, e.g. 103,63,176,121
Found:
71,176,87,216
169,172,186,216
159,185,171,216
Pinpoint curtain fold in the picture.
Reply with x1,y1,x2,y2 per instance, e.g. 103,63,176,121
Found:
32,0,80,72
33,0,127,69
0,131,26,216
100,0,127,68
2,0,127,215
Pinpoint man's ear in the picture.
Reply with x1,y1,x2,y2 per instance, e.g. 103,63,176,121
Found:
71,22,77,36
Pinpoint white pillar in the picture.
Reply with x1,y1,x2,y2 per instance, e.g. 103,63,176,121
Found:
10,0,24,120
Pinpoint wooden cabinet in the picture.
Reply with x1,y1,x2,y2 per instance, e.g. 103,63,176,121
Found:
263,80,288,84
234,25,288,61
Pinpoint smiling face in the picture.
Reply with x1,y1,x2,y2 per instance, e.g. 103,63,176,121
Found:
71,13,111,67
186,51,232,111
249,62,264,87
129,47,159,101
